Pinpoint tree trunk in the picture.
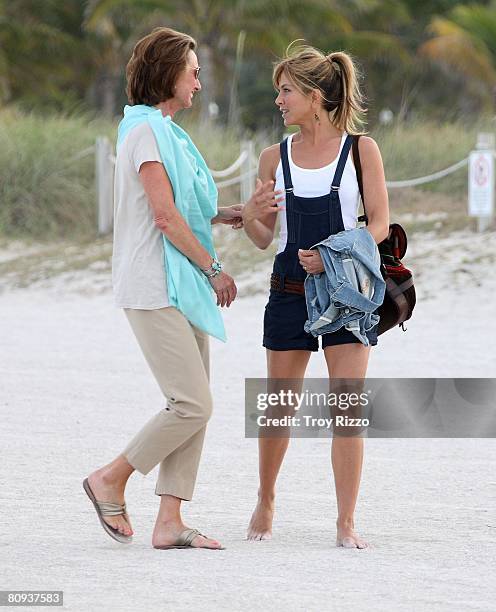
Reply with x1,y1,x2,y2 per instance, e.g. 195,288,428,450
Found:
197,43,215,127
100,65,121,118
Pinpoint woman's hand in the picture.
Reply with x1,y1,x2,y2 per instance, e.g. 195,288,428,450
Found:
213,204,244,229
208,271,237,307
242,179,285,223
298,249,324,274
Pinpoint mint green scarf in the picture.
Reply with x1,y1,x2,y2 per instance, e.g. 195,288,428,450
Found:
117,104,226,342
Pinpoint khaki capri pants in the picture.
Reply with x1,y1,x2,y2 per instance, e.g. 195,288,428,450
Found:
122,306,212,501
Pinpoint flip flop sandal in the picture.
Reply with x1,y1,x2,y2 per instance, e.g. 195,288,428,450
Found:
83,478,132,544
153,528,225,550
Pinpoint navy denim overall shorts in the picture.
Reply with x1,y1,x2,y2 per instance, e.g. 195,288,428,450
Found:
263,134,378,351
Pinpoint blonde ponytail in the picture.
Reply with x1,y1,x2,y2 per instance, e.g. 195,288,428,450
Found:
325,51,366,134
273,43,367,134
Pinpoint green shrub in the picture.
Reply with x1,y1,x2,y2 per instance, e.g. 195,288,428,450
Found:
0,107,492,239
0,108,112,239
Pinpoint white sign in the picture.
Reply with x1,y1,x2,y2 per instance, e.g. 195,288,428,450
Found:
469,150,494,217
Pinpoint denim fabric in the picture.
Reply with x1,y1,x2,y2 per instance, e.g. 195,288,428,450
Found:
304,227,385,346
264,135,378,350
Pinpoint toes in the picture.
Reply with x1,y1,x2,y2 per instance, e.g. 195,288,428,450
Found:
338,536,368,549
120,513,133,535
192,535,222,549
105,517,132,536
123,523,133,536
246,530,271,541
121,525,132,536
124,514,133,530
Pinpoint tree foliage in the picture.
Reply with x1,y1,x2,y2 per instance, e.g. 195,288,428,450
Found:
0,0,494,126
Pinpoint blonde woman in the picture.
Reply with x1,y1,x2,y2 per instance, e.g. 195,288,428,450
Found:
243,44,389,548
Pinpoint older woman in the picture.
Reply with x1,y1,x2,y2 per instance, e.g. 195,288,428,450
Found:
83,27,276,551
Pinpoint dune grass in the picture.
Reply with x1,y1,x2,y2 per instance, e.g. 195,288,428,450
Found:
0,108,493,241
0,108,112,239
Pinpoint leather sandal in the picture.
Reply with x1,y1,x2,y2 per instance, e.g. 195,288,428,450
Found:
83,478,132,544
153,528,225,550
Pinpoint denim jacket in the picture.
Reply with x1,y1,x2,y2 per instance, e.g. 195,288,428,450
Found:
303,228,385,346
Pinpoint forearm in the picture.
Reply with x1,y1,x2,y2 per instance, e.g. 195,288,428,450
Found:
155,211,213,270
140,162,215,269
242,210,274,250
243,218,273,250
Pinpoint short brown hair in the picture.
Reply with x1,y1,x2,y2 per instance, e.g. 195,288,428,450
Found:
126,27,196,106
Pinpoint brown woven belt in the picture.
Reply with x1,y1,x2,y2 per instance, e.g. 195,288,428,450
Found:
270,273,305,296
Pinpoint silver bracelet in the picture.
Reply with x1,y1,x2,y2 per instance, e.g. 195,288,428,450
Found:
202,258,222,278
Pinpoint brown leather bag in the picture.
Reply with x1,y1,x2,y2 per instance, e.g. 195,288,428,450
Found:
352,136,416,335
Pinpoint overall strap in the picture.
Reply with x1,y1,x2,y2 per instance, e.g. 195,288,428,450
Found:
279,137,296,243
330,134,353,192
279,137,293,192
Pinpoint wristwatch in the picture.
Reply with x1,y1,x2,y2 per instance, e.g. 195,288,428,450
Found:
202,258,222,278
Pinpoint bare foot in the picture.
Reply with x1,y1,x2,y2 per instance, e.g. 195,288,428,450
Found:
336,520,368,549
246,500,274,541
87,470,133,537
152,520,223,549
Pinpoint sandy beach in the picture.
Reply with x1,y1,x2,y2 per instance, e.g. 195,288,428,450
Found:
1,230,495,611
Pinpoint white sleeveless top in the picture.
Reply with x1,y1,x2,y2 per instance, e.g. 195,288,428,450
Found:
274,132,360,254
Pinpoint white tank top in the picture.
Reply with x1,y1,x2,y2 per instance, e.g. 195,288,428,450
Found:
274,132,360,254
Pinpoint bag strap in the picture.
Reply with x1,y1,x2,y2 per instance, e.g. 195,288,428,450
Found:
352,135,368,224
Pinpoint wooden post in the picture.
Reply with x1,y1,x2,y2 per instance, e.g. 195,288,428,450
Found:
240,139,255,204
95,137,114,235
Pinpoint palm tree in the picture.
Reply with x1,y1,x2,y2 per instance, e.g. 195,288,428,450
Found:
83,0,156,116
0,0,93,110
84,0,248,121
0,0,10,102
419,2,496,112
84,0,409,125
